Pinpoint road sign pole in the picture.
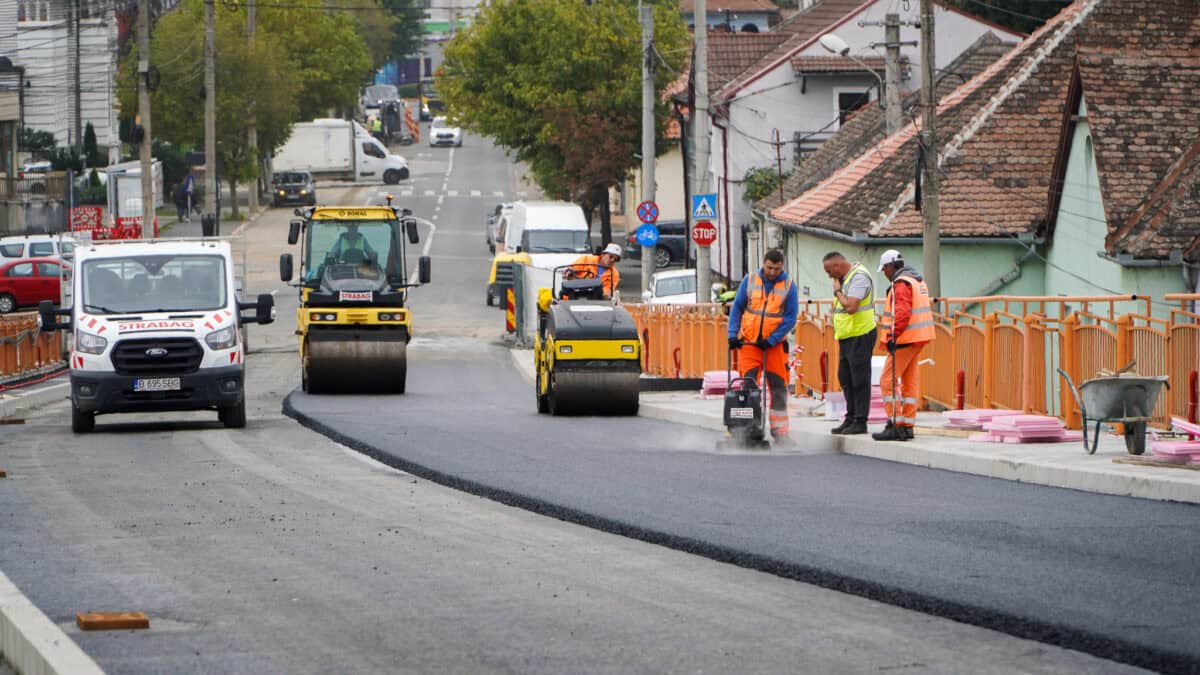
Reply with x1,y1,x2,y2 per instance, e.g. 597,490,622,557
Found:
640,2,655,297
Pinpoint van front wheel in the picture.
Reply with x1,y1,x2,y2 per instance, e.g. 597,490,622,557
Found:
71,401,94,433
383,169,401,185
220,398,247,428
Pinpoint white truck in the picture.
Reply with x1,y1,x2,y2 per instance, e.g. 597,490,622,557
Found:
39,239,275,433
104,159,163,234
273,119,409,184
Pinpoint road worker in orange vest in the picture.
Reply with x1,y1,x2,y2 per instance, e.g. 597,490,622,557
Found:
565,243,622,298
873,249,935,442
727,249,800,446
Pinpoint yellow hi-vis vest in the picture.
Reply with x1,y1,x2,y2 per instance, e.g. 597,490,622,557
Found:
832,263,876,340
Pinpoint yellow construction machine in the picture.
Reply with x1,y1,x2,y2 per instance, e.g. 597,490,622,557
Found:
280,203,431,394
534,270,640,415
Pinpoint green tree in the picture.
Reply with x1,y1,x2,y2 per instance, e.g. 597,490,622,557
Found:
256,5,372,119
944,0,1065,34
742,166,791,204
17,128,57,160
438,0,688,244
377,0,423,61
83,122,103,168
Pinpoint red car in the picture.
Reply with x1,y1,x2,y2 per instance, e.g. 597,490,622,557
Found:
0,257,68,313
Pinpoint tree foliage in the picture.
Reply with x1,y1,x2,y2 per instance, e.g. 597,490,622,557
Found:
439,0,689,217
944,0,1065,34
377,0,424,61
743,166,791,204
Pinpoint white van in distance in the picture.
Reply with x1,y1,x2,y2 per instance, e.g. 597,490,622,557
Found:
40,239,275,433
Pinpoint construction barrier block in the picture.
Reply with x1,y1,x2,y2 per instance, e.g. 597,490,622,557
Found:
76,612,150,631
0,469,6,478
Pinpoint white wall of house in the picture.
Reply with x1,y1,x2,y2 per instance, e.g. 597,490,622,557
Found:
626,145,687,226
685,11,774,33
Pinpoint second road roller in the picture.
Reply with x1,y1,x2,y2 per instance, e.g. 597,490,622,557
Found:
280,202,431,394
534,269,640,415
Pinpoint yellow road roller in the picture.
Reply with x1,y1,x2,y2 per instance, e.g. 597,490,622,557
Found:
534,272,640,415
279,203,431,394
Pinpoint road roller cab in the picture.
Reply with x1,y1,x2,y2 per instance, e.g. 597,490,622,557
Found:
280,204,431,394
534,270,640,416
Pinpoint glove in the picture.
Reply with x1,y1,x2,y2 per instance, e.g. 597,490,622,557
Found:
755,339,771,350
728,337,742,349
886,338,897,353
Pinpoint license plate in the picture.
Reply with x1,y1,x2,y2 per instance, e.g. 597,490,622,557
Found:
134,378,181,392
729,407,755,419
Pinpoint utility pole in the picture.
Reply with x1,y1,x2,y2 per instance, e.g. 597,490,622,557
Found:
639,1,655,295
137,0,153,238
919,0,940,296
246,0,258,212
73,0,82,154
692,0,712,298
883,13,902,135
204,0,217,234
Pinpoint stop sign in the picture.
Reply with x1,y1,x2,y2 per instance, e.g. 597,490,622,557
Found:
691,220,717,247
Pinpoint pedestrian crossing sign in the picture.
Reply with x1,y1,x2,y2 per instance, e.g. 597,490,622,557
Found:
692,194,717,220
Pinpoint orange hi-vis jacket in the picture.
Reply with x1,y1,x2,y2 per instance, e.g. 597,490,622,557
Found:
738,273,796,344
569,255,620,297
880,270,935,345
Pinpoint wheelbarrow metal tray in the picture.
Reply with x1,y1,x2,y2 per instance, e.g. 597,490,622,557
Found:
1077,375,1169,421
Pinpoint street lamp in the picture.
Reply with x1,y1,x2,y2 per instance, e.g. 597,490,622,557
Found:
818,33,887,112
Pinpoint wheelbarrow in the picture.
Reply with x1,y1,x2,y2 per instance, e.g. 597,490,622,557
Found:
1057,367,1169,455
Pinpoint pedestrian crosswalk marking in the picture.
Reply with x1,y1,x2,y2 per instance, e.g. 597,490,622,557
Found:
470,190,481,197
493,191,504,197
424,190,435,197
400,190,413,197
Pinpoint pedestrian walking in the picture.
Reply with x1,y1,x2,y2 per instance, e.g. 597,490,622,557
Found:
727,249,800,446
823,251,877,435
172,182,188,223
872,250,934,442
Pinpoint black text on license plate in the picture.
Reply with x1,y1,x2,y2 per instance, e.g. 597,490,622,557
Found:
134,378,181,392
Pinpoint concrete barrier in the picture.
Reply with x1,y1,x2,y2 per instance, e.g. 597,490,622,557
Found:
0,569,104,675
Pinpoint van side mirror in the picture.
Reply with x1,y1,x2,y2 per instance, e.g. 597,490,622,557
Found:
38,300,70,332
288,220,302,245
515,246,522,253
280,253,293,282
418,256,431,284
405,217,419,244
255,293,275,325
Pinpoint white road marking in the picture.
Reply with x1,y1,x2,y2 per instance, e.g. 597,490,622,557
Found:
470,190,481,197
493,191,504,198
423,190,436,197
437,195,444,205
447,190,459,197
401,190,413,197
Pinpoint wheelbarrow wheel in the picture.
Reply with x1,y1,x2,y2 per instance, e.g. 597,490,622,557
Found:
1124,421,1147,455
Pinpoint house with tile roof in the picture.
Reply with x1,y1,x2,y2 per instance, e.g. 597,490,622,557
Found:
758,0,1200,305
693,0,1022,282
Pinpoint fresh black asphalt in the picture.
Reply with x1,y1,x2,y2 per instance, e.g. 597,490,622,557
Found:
287,347,1200,674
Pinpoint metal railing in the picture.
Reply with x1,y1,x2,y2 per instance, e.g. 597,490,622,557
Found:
0,313,66,383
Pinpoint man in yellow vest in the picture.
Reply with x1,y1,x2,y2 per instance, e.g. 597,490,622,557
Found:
727,249,799,445
873,250,935,441
823,251,876,435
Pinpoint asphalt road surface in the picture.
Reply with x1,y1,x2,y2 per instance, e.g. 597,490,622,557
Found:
0,131,1174,675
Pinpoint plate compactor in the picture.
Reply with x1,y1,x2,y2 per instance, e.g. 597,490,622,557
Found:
719,343,772,450
280,202,431,394
534,271,640,416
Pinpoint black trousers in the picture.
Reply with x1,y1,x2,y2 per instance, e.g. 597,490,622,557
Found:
837,328,877,423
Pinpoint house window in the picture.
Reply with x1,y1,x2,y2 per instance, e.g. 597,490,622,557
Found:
837,90,872,125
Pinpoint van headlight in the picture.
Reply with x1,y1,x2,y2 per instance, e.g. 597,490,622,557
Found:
205,325,238,351
76,331,107,354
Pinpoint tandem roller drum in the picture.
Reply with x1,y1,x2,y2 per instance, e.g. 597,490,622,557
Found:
548,367,639,416
305,333,408,394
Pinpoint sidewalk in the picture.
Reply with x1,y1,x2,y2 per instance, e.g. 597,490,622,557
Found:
509,349,1200,505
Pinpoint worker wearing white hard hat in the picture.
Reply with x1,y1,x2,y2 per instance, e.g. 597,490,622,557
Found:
566,243,622,298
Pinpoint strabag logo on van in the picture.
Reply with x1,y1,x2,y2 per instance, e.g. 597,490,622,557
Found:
119,320,196,332
339,291,372,302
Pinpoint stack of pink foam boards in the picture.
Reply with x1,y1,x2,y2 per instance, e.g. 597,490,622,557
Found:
867,386,888,423
942,409,1023,431
968,414,1083,443
700,370,734,397
1152,418,1200,463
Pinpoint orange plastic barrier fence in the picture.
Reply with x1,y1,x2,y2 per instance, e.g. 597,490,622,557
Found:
632,294,1200,429
0,313,66,383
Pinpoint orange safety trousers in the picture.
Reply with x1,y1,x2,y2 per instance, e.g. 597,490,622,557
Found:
881,341,927,428
738,342,790,436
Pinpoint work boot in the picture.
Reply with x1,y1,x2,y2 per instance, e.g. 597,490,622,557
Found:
830,420,850,435
872,423,909,442
841,420,868,435
899,425,914,441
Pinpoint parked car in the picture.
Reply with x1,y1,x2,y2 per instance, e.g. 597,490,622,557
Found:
272,171,317,207
642,269,698,305
0,257,68,313
429,116,462,147
625,219,688,269
487,202,512,253
0,234,77,261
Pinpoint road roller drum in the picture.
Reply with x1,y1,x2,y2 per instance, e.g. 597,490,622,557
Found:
305,331,408,394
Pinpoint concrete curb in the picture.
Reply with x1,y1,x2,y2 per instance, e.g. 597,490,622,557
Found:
0,570,104,675
0,378,69,421
512,349,1200,504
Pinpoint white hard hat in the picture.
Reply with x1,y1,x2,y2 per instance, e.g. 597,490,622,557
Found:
878,249,902,271
602,243,622,259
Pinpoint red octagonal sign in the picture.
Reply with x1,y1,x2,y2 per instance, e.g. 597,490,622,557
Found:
691,220,717,247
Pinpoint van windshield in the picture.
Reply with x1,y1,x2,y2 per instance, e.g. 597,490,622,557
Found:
524,230,589,253
82,255,227,314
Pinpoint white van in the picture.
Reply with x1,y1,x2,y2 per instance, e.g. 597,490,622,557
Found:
0,234,78,261
39,239,275,433
504,201,590,271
